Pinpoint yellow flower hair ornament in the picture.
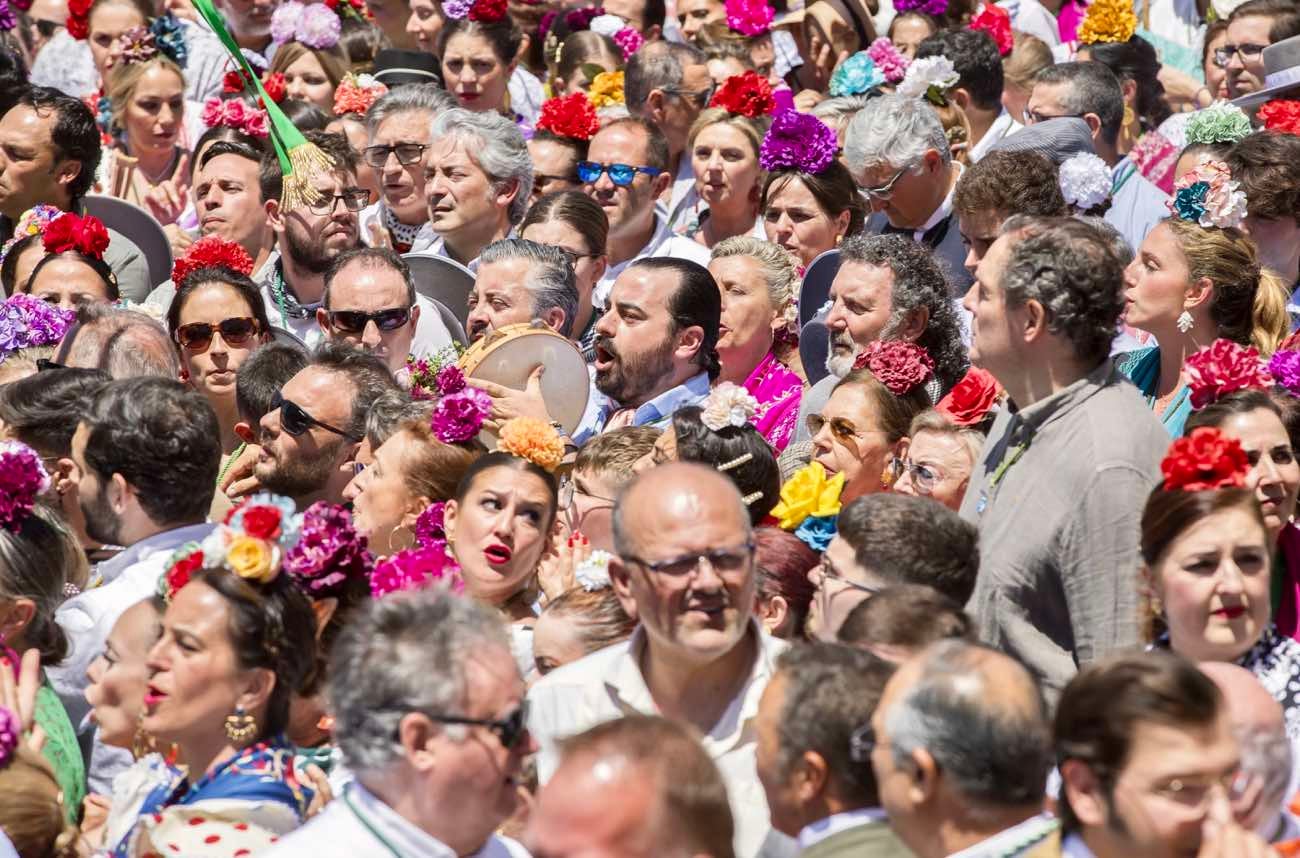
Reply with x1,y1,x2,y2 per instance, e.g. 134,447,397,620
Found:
1077,0,1136,45
498,417,566,472
158,493,301,601
769,461,844,552
588,70,625,109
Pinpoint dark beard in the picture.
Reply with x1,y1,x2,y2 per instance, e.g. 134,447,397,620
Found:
284,221,351,275
255,439,344,503
594,336,677,406
80,483,121,547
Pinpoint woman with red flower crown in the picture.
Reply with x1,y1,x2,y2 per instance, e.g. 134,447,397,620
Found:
19,212,120,310
438,0,530,125
1143,427,1300,746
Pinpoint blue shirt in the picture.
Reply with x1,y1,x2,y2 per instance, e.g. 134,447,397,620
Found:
574,371,712,445
1105,157,1170,254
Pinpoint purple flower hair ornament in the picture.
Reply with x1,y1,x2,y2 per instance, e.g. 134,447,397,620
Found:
895,0,948,15
0,441,50,532
1269,350,1300,398
282,501,374,596
0,706,19,768
0,293,75,363
759,111,838,175
431,386,492,443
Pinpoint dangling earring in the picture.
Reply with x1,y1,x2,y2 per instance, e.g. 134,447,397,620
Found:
1123,105,1137,128
178,368,190,383
224,705,257,746
1176,311,1194,333
132,712,156,760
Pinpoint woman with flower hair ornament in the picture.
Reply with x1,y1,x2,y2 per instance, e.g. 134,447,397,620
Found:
548,29,623,99
533,581,635,675
0,205,65,296
20,212,119,311
1171,103,1252,190
266,2,353,114
439,6,532,125
528,91,600,206
1117,163,1289,437
108,494,319,857
1142,427,1300,745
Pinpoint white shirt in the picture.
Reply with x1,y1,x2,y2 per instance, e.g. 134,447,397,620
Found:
528,622,789,858
911,162,963,244
968,110,1023,164
797,808,889,851
947,814,1061,858
665,155,699,233
508,66,545,128
595,211,712,306
261,782,531,858
1060,832,1095,858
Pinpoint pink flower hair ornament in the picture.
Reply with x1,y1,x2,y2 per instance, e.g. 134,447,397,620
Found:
431,386,492,444
370,542,464,598
1185,339,1273,409
200,98,269,139
282,501,374,597
867,37,909,84
0,441,50,532
270,0,342,48
852,340,935,396
725,0,773,36
0,705,19,769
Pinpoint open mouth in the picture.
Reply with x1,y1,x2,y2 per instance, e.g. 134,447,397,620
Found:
484,544,512,565
144,684,167,707
593,344,617,372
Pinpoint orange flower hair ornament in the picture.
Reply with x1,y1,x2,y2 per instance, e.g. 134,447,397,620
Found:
497,417,565,471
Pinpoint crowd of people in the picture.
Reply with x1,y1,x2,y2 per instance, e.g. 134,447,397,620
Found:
0,0,1298,854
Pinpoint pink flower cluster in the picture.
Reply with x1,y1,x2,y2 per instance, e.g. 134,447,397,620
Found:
1269,349,1300,398
431,386,491,444
867,37,910,84
201,98,268,138
1185,339,1273,409
0,706,18,769
852,340,935,397
613,26,643,59
370,543,464,598
415,501,446,547
725,0,773,35
0,441,50,532
283,502,374,596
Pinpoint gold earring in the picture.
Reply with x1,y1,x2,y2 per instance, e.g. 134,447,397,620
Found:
1123,105,1136,128
224,705,257,745
132,713,156,760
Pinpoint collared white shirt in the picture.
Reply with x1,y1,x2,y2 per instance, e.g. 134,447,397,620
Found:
797,808,889,851
947,814,1060,858
528,621,789,858
358,201,438,253
968,110,1023,163
911,162,964,244
261,781,530,858
595,211,712,306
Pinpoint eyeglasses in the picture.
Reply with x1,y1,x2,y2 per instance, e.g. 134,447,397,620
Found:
305,189,369,216
1214,43,1266,66
419,701,530,750
623,540,756,577
661,84,715,108
862,164,912,201
817,554,879,595
175,317,261,351
891,457,943,494
362,143,429,168
326,308,412,334
806,413,867,443
576,161,665,187
849,723,876,763
555,246,598,266
271,390,361,441
558,478,616,511
1022,109,1086,126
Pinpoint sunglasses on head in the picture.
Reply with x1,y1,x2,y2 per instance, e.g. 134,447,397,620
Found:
576,161,664,187
175,317,260,351
326,308,412,334
271,390,361,441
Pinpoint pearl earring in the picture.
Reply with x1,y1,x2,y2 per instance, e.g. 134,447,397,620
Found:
1176,311,1194,334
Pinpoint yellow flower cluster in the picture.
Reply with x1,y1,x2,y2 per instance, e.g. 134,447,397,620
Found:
588,71,625,109
1077,0,1137,45
770,462,845,531
498,417,565,472
225,536,280,584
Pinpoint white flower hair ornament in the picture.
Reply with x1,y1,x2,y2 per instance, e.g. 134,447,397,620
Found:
574,550,613,591
701,382,759,432
1058,152,1112,211
589,13,628,36
1168,157,1249,230
897,56,960,105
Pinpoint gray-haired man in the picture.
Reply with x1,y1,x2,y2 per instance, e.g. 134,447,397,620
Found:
466,238,579,343
262,590,533,858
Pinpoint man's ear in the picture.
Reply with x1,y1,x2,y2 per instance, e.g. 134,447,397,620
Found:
651,167,673,198
265,199,285,235
1082,112,1103,140
233,421,257,445
1060,759,1109,827
55,158,82,196
645,88,668,123
951,88,972,112
540,306,567,334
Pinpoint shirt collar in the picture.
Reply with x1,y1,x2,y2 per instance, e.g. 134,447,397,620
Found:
97,522,215,584
1007,357,1117,438
947,814,1060,858
605,371,711,427
348,782,458,858
797,808,889,850
915,162,963,239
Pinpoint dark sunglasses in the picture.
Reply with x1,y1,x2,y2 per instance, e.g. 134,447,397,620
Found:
362,143,429,168
175,317,260,351
420,700,530,750
576,161,664,187
271,391,361,441
806,413,861,442
326,307,412,334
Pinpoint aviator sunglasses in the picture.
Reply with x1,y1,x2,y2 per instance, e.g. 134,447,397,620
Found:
174,317,261,352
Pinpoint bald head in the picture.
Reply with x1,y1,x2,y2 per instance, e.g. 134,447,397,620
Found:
612,461,751,558
57,305,180,379
1199,662,1283,735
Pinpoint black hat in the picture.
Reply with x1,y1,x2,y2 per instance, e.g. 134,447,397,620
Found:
373,49,444,89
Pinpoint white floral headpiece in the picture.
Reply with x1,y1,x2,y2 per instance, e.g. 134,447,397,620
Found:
575,550,613,591
1058,152,1112,211
897,56,960,105
700,382,759,432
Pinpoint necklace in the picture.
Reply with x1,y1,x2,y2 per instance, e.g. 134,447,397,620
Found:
269,261,319,322
216,442,246,489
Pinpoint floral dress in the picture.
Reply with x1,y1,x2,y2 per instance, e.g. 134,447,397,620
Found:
109,737,313,857
744,350,803,453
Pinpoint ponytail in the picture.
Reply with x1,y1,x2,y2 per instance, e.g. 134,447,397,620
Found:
1250,269,1290,357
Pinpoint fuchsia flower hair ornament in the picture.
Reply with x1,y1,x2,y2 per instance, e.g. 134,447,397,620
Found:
0,441,50,532
852,340,935,396
0,705,18,769
1184,339,1273,409
283,501,374,596
759,112,838,175
201,98,269,139
725,0,773,35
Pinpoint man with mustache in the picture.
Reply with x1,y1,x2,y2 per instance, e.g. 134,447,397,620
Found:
528,462,792,858
257,131,368,347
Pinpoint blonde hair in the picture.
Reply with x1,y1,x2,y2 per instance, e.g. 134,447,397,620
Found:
268,40,352,92
394,417,483,502
1165,217,1289,356
543,586,636,654
1003,32,1053,92
0,748,80,858
907,409,985,466
573,425,659,487
106,55,184,135
710,236,799,328
687,107,770,163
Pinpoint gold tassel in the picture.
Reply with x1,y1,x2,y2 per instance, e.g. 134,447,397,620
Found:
279,142,337,212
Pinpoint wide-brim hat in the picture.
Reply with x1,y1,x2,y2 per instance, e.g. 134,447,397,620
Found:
988,116,1095,165
1233,35,1300,107
403,251,474,326
81,194,174,289
373,49,444,89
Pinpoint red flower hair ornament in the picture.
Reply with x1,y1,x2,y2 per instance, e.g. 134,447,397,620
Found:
852,340,934,396
936,367,1001,426
1161,427,1250,492
709,71,777,118
1185,338,1273,410
969,4,1012,55
42,213,109,259
171,236,255,285
536,92,601,141
1258,99,1300,136
66,0,91,39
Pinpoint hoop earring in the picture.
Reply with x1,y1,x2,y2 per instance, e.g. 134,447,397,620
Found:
224,705,257,746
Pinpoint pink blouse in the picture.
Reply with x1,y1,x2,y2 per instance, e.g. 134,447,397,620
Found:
744,351,803,453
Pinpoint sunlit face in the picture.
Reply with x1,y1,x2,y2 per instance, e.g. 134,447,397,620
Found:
193,152,268,255
277,170,363,272
25,256,112,309
84,599,161,750
1154,506,1270,664
888,16,934,59
527,138,582,206
857,156,942,231
371,109,434,224
520,218,606,317
592,266,685,407
763,175,847,268
691,122,762,219
351,428,423,556
0,106,74,220
405,0,443,54
1026,81,1093,136
533,609,587,675
709,254,779,375
256,366,358,502
824,261,896,378
143,580,269,747
425,137,509,241
958,208,1003,274
677,0,724,39
962,232,1019,377
319,259,417,373
1123,222,1192,333
660,63,713,154
1217,408,1300,540
810,382,899,504
283,51,335,113
558,466,619,552
893,429,975,511
584,125,661,241
215,0,277,42
89,0,146,81
1225,15,1272,99
805,533,880,641
442,31,512,113
755,673,804,837
123,64,185,158
466,257,539,342
443,465,556,606
176,281,269,405
1204,27,1230,100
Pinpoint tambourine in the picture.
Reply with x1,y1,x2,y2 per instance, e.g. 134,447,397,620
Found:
458,322,590,437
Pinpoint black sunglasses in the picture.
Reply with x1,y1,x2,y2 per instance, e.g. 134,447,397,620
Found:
419,701,530,750
271,391,361,441
175,317,261,351
326,307,412,334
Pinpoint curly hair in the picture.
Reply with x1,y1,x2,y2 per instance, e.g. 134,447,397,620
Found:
837,233,969,392
953,150,1067,220
1227,131,1300,226
998,216,1125,366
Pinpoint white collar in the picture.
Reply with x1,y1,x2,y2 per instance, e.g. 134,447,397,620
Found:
946,813,1059,858
915,162,964,239
797,808,889,850
346,781,458,858
969,110,1022,162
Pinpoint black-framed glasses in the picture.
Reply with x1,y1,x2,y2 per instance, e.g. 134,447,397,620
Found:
576,161,664,187
175,317,261,351
363,143,429,168
623,540,756,577
419,701,530,750
555,246,598,267
862,164,911,201
271,391,361,441
661,84,715,108
326,307,412,334
305,189,369,215
817,554,879,595
1214,43,1266,66
891,457,942,494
